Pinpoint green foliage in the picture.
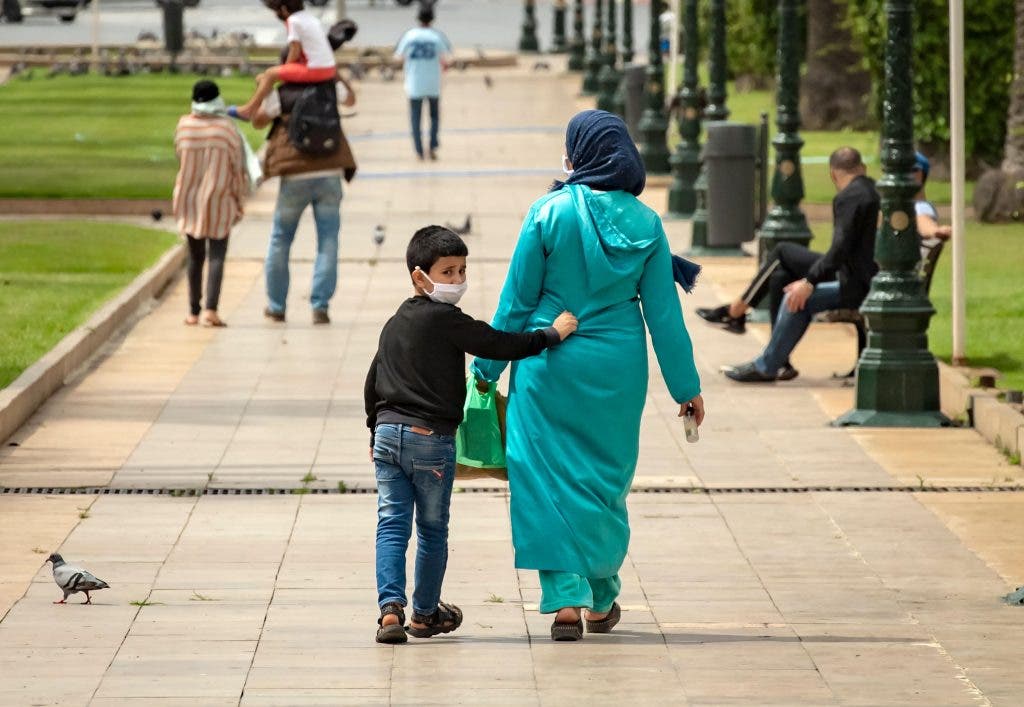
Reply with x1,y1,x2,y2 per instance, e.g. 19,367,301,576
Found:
846,0,1014,164
0,73,265,199
696,0,782,83
0,221,177,388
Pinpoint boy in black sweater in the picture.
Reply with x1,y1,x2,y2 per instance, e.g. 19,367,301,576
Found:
366,225,577,644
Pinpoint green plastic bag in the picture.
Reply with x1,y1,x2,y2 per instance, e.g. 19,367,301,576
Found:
455,377,508,481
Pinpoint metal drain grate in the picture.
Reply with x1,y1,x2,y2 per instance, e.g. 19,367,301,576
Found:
1,485,1022,496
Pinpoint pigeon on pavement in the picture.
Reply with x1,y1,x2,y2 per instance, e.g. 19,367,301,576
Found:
46,554,109,605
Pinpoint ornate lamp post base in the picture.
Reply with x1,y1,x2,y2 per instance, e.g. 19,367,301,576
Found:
667,140,701,218
551,0,568,53
597,65,621,113
519,0,540,53
567,0,585,70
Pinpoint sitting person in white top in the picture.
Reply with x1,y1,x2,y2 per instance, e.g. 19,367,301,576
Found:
232,0,336,121
912,151,952,241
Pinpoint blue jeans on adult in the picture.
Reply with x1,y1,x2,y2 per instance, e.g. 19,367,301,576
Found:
265,175,342,315
409,96,440,157
755,281,843,375
373,423,456,617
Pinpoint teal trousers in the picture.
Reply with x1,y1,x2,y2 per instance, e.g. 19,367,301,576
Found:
538,570,621,614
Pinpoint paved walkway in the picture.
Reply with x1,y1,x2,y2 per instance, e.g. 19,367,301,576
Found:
1,63,1023,706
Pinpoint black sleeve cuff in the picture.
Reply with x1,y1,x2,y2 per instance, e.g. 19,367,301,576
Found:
542,326,561,347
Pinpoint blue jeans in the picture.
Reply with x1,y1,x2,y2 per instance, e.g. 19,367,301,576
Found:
265,176,342,314
373,423,456,616
756,281,843,375
409,96,440,156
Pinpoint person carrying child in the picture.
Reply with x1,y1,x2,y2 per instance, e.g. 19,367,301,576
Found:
230,0,337,121
364,225,578,644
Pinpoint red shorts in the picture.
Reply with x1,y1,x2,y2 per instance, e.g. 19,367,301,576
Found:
276,62,336,84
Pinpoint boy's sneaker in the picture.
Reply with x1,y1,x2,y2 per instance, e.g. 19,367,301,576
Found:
428,149,438,161
376,602,408,644
312,309,330,325
263,307,285,323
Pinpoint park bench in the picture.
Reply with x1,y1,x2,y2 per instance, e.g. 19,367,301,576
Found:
820,236,947,378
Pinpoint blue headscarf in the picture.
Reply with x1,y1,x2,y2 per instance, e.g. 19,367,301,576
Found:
553,110,701,293
554,110,646,196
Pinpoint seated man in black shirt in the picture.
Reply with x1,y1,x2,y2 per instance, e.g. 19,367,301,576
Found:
365,225,577,645
698,147,881,382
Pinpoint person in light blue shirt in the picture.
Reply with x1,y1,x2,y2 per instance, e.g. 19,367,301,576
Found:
394,6,453,160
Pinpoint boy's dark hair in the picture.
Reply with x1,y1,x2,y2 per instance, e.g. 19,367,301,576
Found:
828,147,863,173
191,79,219,103
406,225,467,274
417,7,434,25
264,0,303,14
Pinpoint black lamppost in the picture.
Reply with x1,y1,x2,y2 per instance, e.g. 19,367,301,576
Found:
689,0,728,248
568,0,586,71
704,0,729,122
596,0,620,113
837,0,945,427
667,0,701,217
758,0,813,256
519,0,540,53
552,0,568,53
621,0,634,64
582,0,604,95
638,0,669,173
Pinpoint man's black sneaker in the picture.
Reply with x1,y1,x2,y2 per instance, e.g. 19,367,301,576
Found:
264,307,285,323
312,309,330,325
724,361,777,383
722,315,746,334
777,363,799,381
696,305,731,323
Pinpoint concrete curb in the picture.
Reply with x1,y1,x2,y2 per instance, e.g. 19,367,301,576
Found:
940,363,1024,465
0,244,186,445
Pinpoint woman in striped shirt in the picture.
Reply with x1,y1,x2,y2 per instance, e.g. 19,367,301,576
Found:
173,80,249,327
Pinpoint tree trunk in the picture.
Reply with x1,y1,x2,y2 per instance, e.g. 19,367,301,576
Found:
799,0,872,130
1003,0,1024,172
975,0,1024,222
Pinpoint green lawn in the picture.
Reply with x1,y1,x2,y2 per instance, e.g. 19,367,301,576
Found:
808,222,1024,391
0,220,178,388
0,73,265,199
669,78,970,206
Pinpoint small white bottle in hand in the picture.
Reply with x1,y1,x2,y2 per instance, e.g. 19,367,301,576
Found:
683,405,699,443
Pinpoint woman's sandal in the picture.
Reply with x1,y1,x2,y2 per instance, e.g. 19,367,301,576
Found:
406,601,463,638
585,602,621,633
375,602,408,644
550,617,584,641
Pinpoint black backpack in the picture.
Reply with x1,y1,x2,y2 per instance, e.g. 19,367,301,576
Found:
286,82,342,156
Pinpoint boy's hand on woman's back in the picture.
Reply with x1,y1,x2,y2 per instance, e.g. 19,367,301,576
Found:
552,311,579,341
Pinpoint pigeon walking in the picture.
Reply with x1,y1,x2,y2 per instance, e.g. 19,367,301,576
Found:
46,554,109,605
445,214,472,235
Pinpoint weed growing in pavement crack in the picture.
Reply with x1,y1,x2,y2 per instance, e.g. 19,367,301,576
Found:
485,593,504,603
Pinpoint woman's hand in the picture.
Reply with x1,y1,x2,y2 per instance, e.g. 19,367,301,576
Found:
679,394,705,426
552,311,579,340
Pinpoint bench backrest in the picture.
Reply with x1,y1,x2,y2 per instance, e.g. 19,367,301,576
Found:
919,238,946,294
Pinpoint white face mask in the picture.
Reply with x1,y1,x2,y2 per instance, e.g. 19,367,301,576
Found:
562,155,574,176
416,267,467,305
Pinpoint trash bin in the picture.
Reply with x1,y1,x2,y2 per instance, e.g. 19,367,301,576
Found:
159,0,185,55
703,122,757,248
620,64,645,140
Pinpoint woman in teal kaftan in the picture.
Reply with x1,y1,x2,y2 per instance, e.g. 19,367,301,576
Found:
472,110,703,639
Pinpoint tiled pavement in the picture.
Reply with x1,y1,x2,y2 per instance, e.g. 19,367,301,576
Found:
1,62,1023,705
